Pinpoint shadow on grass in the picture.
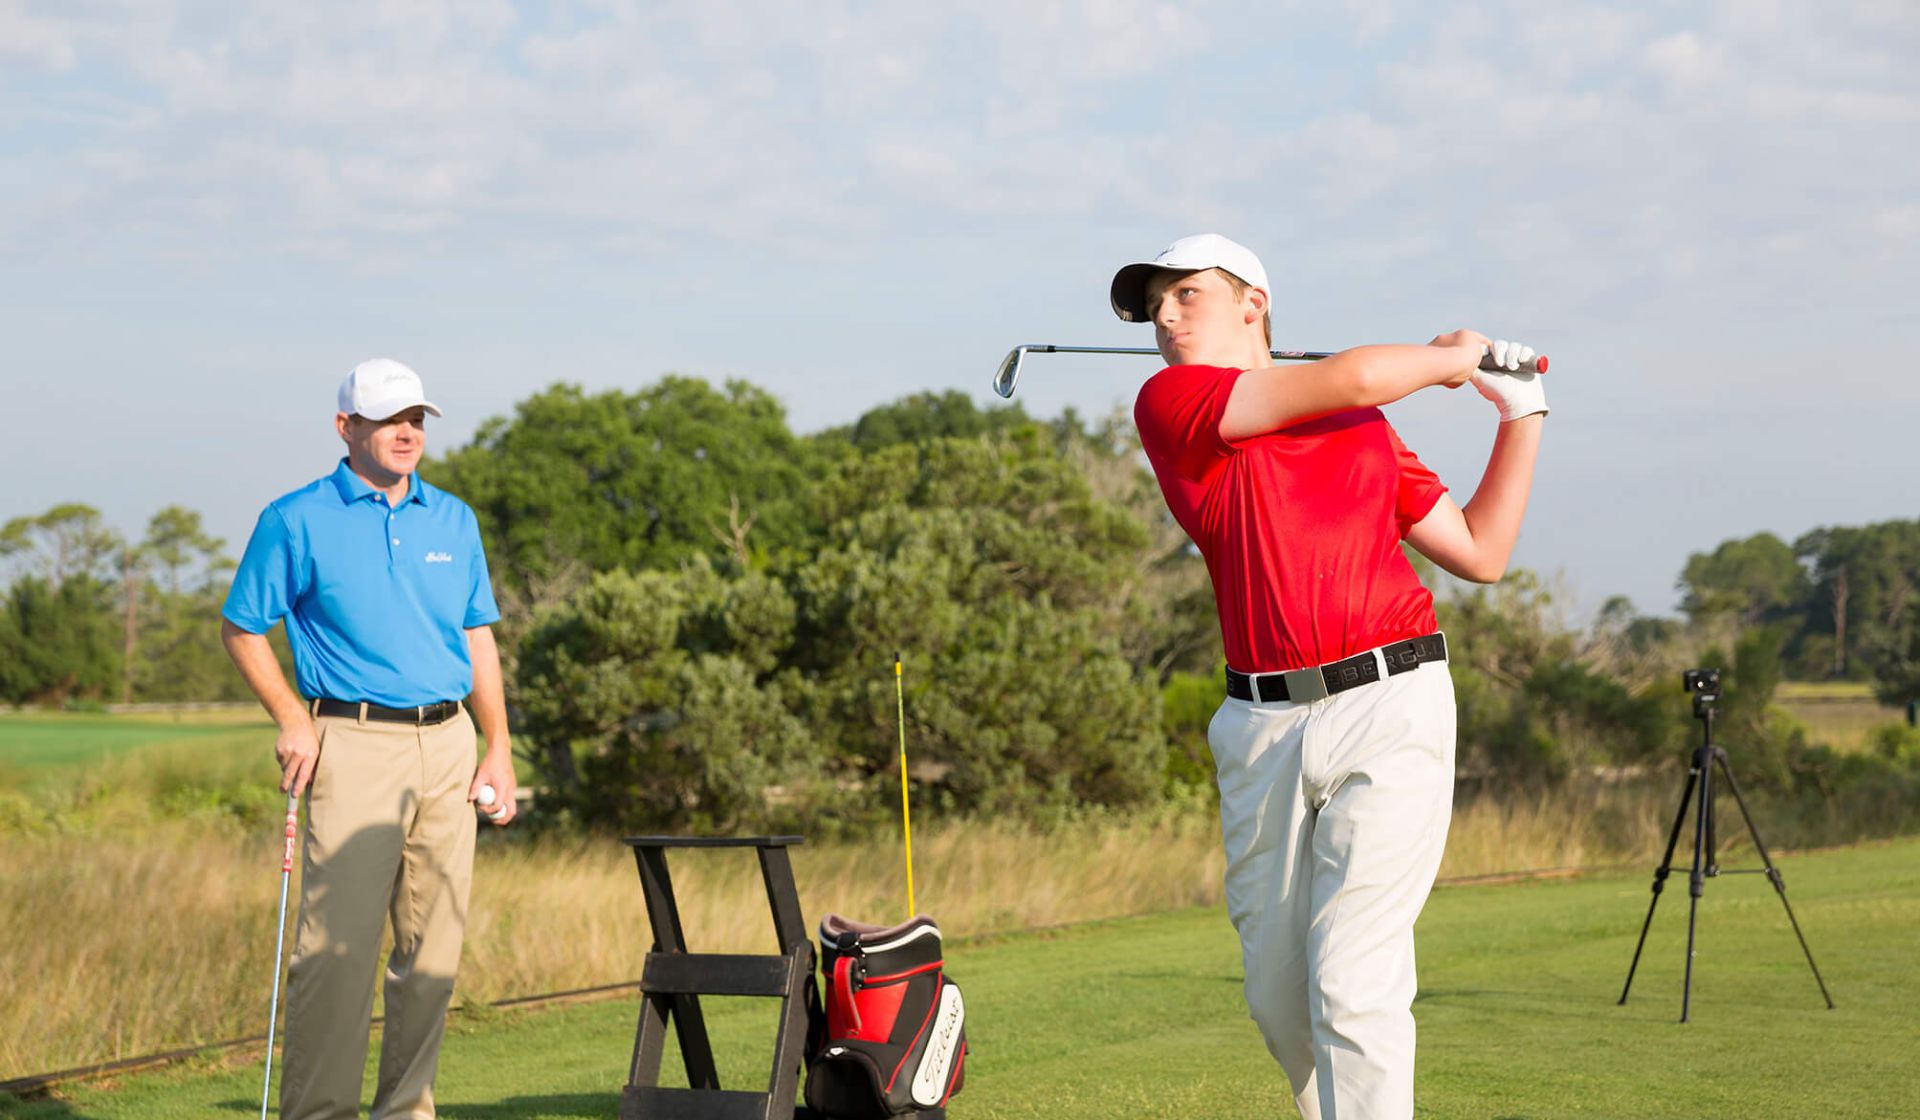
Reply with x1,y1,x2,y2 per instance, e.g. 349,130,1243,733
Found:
1113,970,1243,985
181,1093,622,1117
438,1094,622,1118
1413,987,1511,1003
0,1092,88,1119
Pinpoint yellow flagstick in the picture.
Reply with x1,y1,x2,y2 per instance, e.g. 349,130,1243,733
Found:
895,651,917,919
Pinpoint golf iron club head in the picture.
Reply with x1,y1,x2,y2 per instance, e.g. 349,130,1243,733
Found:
994,345,1160,398
992,346,1027,399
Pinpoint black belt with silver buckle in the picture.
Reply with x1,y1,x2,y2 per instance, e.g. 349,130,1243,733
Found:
1225,633,1448,704
311,698,461,725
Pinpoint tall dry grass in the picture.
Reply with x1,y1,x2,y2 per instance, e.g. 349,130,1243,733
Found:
1777,696,1909,754
1,779,1699,1079
1442,779,1678,876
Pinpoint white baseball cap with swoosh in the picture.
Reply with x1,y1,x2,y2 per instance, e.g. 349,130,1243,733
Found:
1110,233,1270,323
338,358,443,420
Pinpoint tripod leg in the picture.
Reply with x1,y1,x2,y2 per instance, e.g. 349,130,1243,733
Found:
1714,755,1837,1010
1680,748,1713,1023
1619,765,1698,1005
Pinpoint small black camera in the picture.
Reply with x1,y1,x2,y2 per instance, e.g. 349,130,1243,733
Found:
1683,668,1721,703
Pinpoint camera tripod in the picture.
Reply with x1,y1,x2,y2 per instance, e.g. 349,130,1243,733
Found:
1617,674,1834,1021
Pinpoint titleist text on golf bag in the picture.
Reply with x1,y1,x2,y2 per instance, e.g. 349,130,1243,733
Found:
806,914,967,1119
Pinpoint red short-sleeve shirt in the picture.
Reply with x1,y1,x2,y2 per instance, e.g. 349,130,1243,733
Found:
1135,364,1447,673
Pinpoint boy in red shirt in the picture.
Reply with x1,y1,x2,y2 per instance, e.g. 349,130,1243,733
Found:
1114,233,1546,1119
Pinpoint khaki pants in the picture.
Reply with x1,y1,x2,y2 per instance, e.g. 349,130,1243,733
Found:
279,707,478,1120
1209,658,1456,1120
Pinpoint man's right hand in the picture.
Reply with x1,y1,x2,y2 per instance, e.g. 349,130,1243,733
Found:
1428,329,1493,387
276,719,321,796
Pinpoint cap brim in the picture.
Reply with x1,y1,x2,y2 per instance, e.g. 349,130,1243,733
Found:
357,398,443,421
1109,262,1193,323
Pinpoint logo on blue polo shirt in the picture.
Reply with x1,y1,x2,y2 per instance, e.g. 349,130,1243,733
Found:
424,551,454,563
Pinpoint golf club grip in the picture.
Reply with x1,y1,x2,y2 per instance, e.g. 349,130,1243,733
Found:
1479,353,1547,374
281,793,299,871
1274,348,1545,374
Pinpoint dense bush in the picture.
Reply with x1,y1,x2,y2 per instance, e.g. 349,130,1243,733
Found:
510,421,1172,834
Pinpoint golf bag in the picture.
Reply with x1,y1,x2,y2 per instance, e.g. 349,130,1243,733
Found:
805,914,967,1119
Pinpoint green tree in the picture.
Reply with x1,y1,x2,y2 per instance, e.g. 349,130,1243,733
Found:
822,389,1035,454
517,566,835,833
129,507,247,702
140,506,230,596
1585,595,1685,681
1439,572,1672,783
0,504,125,706
0,574,120,705
0,503,122,585
1871,625,1920,708
513,418,1171,830
428,378,823,602
783,428,1168,817
1677,532,1807,628
1160,666,1225,793
1796,520,1920,681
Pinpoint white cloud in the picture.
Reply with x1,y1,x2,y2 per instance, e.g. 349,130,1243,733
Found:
1,0,1233,262
1,0,1914,351
1641,31,1720,91
0,0,78,68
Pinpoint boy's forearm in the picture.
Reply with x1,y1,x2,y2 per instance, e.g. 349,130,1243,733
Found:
1335,343,1475,407
1223,342,1472,440
1458,415,1543,574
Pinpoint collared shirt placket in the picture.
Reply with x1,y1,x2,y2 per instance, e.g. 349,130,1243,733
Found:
379,488,414,568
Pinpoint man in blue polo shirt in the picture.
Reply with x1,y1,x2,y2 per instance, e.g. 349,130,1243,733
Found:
222,357,515,1120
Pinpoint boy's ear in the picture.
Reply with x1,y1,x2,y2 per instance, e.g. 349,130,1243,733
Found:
1245,286,1269,323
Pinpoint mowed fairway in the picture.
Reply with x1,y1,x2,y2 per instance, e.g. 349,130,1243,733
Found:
14,838,1916,1119
0,711,270,776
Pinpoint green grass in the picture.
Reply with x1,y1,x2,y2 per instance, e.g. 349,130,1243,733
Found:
13,838,1916,1119
0,711,539,796
0,712,272,773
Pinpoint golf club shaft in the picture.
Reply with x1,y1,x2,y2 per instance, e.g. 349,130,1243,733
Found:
260,791,298,1120
1023,344,1545,374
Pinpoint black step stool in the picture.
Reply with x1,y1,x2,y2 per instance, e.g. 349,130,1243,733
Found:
621,836,821,1120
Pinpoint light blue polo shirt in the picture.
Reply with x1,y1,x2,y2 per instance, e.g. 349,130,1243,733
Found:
223,460,501,707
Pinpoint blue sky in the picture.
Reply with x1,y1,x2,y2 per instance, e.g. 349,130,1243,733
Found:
4,0,1915,619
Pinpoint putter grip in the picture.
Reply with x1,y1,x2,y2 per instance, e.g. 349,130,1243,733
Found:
1479,353,1548,374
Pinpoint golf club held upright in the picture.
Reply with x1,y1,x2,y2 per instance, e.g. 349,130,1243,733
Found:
260,791,298,1119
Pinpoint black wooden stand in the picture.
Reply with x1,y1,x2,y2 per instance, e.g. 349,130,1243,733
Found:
620,836,819,1120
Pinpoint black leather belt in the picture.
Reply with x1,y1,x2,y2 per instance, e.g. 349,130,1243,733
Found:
1226,632,1448,704
311,698,461,725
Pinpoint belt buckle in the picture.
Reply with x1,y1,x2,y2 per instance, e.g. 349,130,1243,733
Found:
1281,667,1328,703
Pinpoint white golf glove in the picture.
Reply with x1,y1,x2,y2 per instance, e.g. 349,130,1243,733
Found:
1471,340,1548,422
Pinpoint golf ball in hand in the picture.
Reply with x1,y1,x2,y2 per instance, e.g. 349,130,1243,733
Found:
477,784,497,806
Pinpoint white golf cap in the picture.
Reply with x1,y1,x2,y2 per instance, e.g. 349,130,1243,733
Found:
1110,233,1270,323
337,358,442,420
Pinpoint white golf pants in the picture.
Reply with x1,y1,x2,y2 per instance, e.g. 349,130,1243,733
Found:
1209,657,1456,1120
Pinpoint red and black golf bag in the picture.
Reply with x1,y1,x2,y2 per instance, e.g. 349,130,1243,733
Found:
805,914,967,1119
